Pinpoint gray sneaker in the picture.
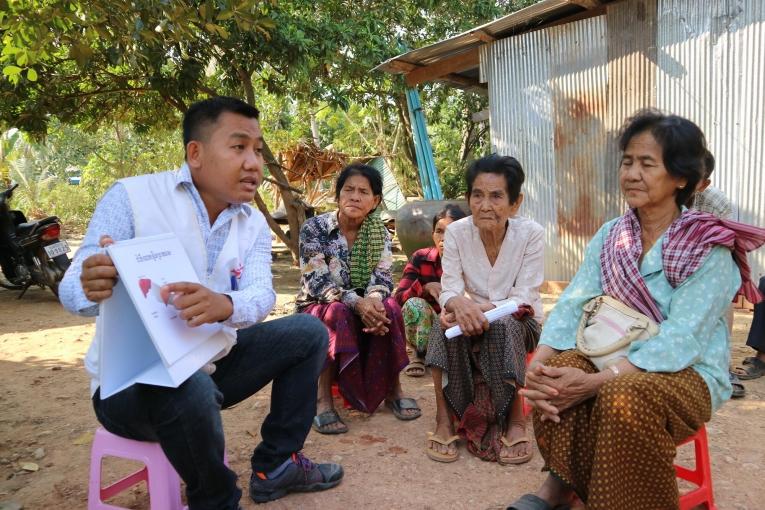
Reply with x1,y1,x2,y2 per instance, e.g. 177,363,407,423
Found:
249,452,344,503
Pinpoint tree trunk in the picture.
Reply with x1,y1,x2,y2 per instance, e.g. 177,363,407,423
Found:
459,109,475,164
310,114,321,146
236,76,306,266
395,93,417,169
249,139,306,265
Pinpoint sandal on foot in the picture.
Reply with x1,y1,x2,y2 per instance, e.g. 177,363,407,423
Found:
404,359,426,377
425,432,459,463
312,410,348,435
732,357,765,380
506,493,570,510
386,397,422,421
499,436,533,465
730,372,746,398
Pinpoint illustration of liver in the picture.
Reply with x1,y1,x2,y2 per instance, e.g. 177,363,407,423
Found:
139,278,151,298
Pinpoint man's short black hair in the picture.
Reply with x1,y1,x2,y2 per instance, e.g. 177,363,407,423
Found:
182,96,260,149
465,154,525,204
618,109,708,207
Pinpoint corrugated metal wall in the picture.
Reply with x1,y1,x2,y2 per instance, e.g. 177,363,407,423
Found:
656,0,765,279
481,0,765,280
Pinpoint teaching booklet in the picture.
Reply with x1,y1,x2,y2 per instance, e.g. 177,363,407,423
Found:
98,233,230,399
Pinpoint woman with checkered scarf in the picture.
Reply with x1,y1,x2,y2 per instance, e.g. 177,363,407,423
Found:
297,164,421,435
510,110,765,510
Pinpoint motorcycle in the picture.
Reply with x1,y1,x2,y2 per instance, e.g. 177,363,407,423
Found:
0,183,71,298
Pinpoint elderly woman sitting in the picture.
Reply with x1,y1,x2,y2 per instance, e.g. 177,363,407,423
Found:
394,204,466,377
425,154,544,464
296,164,420,435
511,110,765,510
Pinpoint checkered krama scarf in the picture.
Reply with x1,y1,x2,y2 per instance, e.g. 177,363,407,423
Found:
349,208,386,289
600,209,765,323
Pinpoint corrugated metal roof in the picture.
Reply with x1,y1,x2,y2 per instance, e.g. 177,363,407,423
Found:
375,0,612,87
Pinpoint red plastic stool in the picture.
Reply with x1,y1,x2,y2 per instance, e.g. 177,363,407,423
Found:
675,425,716,510
522,352,534,417
331,382,353,409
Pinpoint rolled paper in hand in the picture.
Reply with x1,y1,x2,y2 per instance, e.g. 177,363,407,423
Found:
445,300,519,339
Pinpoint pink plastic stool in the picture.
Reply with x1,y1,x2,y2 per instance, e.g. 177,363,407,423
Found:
88,427,229,510
676,425,717,510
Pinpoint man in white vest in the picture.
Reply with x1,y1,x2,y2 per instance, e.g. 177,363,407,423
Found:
60,97,343,508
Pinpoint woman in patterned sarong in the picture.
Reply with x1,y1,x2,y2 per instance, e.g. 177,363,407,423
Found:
510,110,765,510
296,164,420,435
425,154,545,464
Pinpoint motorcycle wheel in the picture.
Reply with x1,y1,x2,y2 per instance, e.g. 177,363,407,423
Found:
38,250,65,298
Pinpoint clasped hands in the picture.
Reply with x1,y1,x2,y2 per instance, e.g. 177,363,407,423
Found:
354,296,390,335
519,363,599,423
80,235,233,326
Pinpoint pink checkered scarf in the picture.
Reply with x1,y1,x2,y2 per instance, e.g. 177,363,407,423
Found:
600,209,765,323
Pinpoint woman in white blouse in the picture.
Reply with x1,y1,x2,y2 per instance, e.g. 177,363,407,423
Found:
425,154,544,465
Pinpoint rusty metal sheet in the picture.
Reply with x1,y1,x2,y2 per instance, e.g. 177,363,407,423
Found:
481,15,612,280
547,16,609,276
477,0,765,281
481,30,561,279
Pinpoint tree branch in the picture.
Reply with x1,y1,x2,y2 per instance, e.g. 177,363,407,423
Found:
263,176,303,194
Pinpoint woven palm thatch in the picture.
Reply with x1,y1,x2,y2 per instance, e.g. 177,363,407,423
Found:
276,142,349,207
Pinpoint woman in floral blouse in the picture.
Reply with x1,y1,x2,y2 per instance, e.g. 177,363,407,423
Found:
297,164,421,434
394,204,466,377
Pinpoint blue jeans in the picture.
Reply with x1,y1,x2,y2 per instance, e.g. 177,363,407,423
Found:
92,314,328,510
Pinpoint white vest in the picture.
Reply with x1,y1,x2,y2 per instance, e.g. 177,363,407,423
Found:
86,168,265,395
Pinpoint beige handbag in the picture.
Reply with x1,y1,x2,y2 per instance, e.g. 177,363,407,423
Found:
575,295,659,371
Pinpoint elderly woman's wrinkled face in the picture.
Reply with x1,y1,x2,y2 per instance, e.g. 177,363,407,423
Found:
620,131,687,211
468,172,522,231
337,174,381,221
432,217,454,257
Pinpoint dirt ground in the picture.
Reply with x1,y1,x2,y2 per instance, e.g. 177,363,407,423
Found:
0,249,763,510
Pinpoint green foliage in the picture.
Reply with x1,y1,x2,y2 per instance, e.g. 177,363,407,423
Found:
1,0,276,134
1,0,535,221
1,122,181,229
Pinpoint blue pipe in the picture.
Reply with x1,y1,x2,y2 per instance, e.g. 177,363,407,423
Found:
405,87,444,200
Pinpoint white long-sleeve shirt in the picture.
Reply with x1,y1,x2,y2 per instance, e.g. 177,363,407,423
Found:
438,215,545,323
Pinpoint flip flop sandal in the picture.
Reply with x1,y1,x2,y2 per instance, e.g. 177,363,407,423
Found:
732,357,765,380
731,380,746,398
730,372,746,398
498,436,534,465
386,397,422,421
425,432,459,463
507,494,571,510
404,360,426,377
312,410,348,435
